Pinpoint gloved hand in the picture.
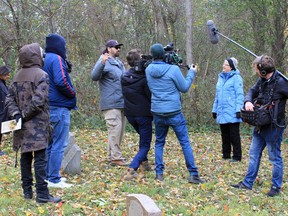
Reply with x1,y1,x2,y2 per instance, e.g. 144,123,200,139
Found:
236,112,241,118
15,114,22,123
212,112,217,119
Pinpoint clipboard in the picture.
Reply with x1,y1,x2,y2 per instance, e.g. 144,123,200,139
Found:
1,119,22,134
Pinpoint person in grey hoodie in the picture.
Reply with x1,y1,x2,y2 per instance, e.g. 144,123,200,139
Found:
145,43,204,184
91,39,127,166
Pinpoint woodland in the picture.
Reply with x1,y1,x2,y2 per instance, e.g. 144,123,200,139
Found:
0,0,288,215
0,0,287,128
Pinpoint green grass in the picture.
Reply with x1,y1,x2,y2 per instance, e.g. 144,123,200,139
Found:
0,128,288,215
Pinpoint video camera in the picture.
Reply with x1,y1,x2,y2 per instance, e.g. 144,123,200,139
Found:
134,54,153,72
163,42,183,66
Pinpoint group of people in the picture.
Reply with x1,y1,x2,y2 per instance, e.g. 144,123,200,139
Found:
212,54,288,197
0,36,287,204
0,34,76,203
91,39,288,197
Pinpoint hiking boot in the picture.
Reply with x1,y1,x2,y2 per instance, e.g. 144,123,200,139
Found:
23,193,33,200
155,174,164,181
188,175,205,184
121,168,139,181
267,186,280,197
231,181,251,190
110,159,129,167
36,194,62,204
139,161,153,172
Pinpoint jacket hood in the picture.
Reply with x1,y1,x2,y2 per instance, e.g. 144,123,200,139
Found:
122,68,146,86
19,43,44,68
220,69,240,78
45,33,66,59
147,61,171,78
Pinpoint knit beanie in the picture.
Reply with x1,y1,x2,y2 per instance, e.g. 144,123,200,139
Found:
0,66,11,75
150,43,165,59
226,57,238,71
45,33,67,59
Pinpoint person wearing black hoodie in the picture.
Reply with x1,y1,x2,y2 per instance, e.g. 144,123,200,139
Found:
121,49,153,180
0,65,11,156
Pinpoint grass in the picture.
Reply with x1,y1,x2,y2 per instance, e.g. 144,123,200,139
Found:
0,128,288,215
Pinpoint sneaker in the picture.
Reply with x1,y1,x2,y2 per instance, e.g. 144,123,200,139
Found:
188,175,205,184
36,194,62,204
121,168,139,181
139,161,153,172
155,174,164,181
47,180,73,188
110,159,129,166
60,177,67,182
267,186,280,197
231,181,251,190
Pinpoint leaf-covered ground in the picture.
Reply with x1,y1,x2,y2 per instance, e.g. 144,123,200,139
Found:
0,128,288,215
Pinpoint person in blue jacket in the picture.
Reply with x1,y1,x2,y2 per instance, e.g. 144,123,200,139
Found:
43,33,77,188
145,43,204,183
212,57,244,162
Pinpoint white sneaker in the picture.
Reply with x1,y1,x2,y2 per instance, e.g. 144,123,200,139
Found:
60,177,67,182
47,180,73,188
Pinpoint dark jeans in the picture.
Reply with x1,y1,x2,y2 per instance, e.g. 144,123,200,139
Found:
220,123,242,160
21,149,49,199
126,116,153,170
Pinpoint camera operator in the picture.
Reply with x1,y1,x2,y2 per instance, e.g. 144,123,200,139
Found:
232,55,288,197
120,49,153,181
145,43,204,183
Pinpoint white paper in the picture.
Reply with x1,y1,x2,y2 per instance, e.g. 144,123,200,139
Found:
1,118,22,134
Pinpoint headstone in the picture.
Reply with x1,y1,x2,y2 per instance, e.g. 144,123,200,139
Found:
61,132,81,175
127,194,162,216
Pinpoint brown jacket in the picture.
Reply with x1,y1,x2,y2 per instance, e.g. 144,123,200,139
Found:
5,43,50,153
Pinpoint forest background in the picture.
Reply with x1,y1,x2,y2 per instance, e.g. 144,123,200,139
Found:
1,1,288,215
0,0,287,131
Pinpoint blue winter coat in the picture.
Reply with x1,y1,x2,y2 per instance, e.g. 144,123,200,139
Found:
212,69,244,124
145,61,195,115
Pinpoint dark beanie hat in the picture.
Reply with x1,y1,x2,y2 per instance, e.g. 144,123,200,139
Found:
45,33,66,59
226,57,238,71
0,66,11,75
150,43,165,59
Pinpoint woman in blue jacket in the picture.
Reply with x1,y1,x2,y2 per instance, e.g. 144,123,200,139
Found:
212,57,244,162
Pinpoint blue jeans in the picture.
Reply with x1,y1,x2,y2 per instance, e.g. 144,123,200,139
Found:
153,113,199,175
46,106,70,183
126,116,153,170
243,127,284,189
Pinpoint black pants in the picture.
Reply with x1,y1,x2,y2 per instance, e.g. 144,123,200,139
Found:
220,123,242,161
20,149,49,199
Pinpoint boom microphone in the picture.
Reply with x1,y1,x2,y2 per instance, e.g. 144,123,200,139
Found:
207,20,257,57
206,20,219,44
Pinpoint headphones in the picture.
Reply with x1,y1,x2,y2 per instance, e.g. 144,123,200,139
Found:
257,55,267,76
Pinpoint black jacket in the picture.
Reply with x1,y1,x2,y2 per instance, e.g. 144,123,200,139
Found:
244,70,288,127
121,68,152,117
